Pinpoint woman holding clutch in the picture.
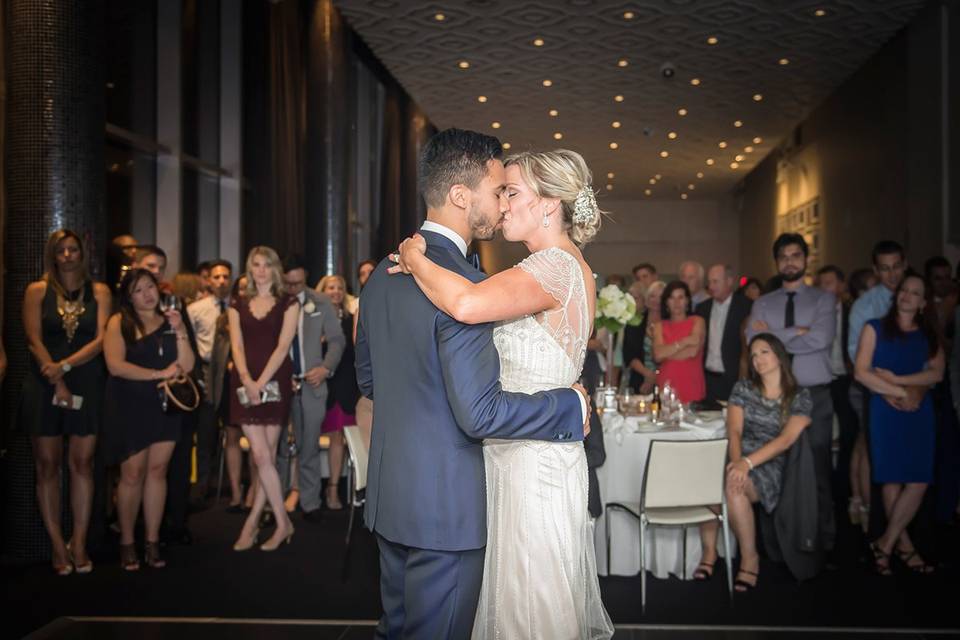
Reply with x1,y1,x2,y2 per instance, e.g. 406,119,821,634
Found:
228,246,299,551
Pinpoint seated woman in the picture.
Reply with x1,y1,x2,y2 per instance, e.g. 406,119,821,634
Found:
696,333,812,590
652,280,705,403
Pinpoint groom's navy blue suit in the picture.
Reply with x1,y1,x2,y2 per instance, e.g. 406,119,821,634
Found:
355,229,584,639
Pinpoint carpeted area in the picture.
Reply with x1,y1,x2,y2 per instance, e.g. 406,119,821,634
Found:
4,499,958,639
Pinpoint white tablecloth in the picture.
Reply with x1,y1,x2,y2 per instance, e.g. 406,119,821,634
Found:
595,412,732,579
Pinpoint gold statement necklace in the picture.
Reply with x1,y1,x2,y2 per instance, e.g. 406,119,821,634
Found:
57,284,86,343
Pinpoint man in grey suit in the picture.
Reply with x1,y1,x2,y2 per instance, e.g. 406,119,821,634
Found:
281,255,345,521
356,129,590,639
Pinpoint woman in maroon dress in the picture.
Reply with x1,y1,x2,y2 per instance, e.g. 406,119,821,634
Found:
228,246,300,551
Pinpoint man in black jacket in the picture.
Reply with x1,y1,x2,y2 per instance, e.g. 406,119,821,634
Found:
695,264,753,404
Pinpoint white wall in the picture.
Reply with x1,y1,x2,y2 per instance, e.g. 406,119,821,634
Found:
478,198,741,281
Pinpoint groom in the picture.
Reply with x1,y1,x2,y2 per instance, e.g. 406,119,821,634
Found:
355,128,590,639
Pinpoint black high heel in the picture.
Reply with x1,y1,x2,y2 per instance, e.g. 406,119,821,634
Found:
869,541,892,576
734,569,759,592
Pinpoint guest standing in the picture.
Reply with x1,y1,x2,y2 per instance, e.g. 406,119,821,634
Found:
738,278,762,302
696,264,753,404
632,263,658,290
317,275,360,510
679,260,710,306
653,281,705,403
622,281,653,393
20,230,111,575
228,247,299,551
855,274,943,575
103,269,196,570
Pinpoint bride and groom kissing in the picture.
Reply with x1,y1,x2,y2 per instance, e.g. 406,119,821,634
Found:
355,128,614,639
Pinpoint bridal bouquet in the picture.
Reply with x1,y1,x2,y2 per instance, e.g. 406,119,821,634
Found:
595,284,641,333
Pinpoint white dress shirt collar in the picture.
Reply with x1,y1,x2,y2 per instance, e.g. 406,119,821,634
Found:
421,220,468,258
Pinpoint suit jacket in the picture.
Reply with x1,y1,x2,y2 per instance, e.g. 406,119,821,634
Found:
695,294,752,397
355,230,584,552
297,289,345,409
621,313,649,392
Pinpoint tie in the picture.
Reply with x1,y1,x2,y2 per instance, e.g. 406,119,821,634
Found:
218,298,226,314
291,332,303,376
466,253,480,270
784,292,796,328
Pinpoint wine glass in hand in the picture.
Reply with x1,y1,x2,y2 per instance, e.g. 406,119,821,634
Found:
159,294,180,333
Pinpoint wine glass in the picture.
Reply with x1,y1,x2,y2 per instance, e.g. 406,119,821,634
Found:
159,294,180,334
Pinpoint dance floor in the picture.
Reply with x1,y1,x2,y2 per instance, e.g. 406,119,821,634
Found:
5,497,959,639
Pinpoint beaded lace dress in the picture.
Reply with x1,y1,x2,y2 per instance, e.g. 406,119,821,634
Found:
472,247,614,640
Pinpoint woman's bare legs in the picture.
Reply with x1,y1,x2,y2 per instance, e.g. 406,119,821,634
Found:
237,425,293,547
66,435,96,567
225,425,243,506
32,436,68,569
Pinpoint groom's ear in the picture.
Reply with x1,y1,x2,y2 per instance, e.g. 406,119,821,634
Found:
448,184,469,211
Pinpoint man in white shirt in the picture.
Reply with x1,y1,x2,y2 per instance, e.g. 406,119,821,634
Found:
695,264,752,403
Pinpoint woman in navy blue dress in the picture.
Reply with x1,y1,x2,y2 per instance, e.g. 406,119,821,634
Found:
854,273,944,575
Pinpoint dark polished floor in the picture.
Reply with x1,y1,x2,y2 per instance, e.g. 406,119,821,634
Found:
6,494,959,639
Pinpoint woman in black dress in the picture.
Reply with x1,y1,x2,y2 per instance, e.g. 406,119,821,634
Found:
21,229,111,575
103,269,196,570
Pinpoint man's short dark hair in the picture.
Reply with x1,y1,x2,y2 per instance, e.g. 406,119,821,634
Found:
924,256,950,280
871,240,905,265
133,244,167,264
817,265,845,282
418,128,503,208
282,254,307,274
633,263,657,276
197,260,213,273
772,233,808,260
357,259,377,275
208,259,233,273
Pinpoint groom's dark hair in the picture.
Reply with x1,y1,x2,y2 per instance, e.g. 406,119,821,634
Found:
418,128,503,208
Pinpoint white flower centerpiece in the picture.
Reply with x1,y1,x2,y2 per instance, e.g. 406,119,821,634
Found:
595,284,642,386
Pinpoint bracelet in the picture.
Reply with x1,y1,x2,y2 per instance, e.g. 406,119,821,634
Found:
743,456,754,470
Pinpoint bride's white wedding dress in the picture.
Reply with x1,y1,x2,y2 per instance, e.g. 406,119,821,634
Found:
472,247,614,640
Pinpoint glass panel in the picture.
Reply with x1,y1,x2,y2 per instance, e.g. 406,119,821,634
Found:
106,0,157,136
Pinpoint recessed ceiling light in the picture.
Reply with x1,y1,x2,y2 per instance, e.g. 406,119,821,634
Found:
553,132,563,140
477,95,487,103
696,171,704,178
609,142,619,149
779,58,790,66
677,107,688,116
735,154,745,161
606,184,614,191
753,136,763,144
549,109,559,116
491,122,501,129
753,94,763,101
681,193,689,200
607,172,615,179
706,158,715,165
667,131,678,139
690,78,701,86
502,142,511,150
644,188,652,196
718,141,728,149
458,61,470,69
655,174,662,180
542,79,553,87
688,184,696,190
624,11,635,20
814,8,826,17
744,146,754,153
533,37,545,47
434,13,445,21
612,121,621,128
660,150,669,158
734,120,743,127
730,162,740,169
618,58,629,67
614,94,625,102
707,36,718,45
649,178,656,185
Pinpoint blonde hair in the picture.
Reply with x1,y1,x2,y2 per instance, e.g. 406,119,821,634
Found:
43,229,89,294
504,149,604,245
316,274,353,310
244,246,286,298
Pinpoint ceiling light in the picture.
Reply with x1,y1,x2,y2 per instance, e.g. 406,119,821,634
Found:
553,132,563,140
607,172,615,179
667,131,677,139
744,146,754,153
644,188,652,196
681,193,689,200
477,95,487,103
707,36,718,45
660,150,669,158
690,78,701,86
753,94,763,101
609,142,619,149
753,136,763,144
434,13,445,21
533,37,544,47
688,184,696,190
655,174,662,180
718,141,728,149
706,158,715,165
458,61,470,69
734,120,743,127
614,94,624,102
730,161,740,169
696,171,704,178
735,154,745,161
612,121,621,128
618,59,629,67
779,58,790,66
677,107,688,116
624,11,635,20
649,178,656,184
491,122,501,129
502,142,511,150
606,184,614,191
542,79,553,87
814,8,826,17
549,109,559,116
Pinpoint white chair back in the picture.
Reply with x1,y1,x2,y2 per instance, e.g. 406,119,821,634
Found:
343,425,369,492
641,438,728,509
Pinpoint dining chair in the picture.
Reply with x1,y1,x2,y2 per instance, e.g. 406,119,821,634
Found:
342,425,369,546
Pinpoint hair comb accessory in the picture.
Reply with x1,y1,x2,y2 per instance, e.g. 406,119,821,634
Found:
573,186,598,225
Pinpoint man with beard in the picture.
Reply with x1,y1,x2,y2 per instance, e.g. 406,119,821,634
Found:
747,233,837,553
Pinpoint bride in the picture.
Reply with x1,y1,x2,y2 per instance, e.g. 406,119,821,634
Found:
391,149,614,639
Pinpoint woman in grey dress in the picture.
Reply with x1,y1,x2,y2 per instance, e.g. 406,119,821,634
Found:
696,333,812,591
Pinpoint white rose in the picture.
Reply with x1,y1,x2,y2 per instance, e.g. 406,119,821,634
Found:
303,300,316,314
599,285,620,301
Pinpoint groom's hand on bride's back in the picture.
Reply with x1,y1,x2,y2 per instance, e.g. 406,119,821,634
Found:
571,383,591,437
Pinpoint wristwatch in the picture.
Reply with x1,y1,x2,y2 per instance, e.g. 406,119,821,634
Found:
61,361,72,373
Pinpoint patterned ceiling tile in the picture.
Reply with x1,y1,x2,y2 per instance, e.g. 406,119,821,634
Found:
335,0,926,199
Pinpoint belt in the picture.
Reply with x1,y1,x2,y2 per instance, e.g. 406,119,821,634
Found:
705,370,724,377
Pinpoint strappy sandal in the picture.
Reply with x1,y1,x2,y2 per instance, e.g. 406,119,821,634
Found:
67,541,93,574
120,543,140,572
693,561,715,581
143,541,166,569
895,547,935,575
734,569,759,592
869,541,892,576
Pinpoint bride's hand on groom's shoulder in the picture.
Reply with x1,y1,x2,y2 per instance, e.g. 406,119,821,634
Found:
571,383,591,437
386,234,426,275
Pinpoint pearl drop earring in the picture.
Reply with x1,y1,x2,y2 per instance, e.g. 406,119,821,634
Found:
542,213,550,228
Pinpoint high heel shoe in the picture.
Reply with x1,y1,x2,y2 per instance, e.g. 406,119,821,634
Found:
143,541,167,569
67,541,93,574
119,543,140,572
260,525,295,552
232,526,261,552
326,484,343,511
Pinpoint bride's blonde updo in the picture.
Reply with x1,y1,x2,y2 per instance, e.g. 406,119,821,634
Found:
504,149,604,246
